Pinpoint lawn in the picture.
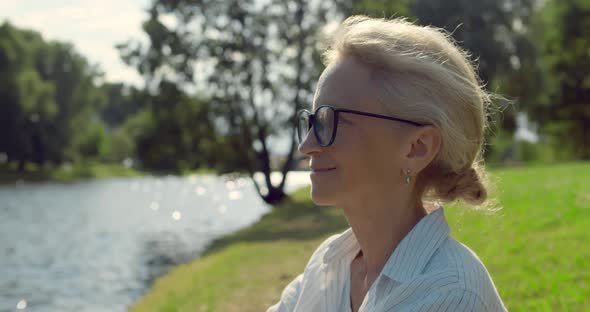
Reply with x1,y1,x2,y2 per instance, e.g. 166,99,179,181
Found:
129,162,590,312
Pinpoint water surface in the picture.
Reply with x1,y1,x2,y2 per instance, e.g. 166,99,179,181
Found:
0,172,310,312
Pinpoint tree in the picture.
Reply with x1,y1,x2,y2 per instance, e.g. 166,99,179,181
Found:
352,0,410,17
119,0,349,203
133,81,218,172
406,0,543,161
0,22,107,169
0,23,57,170
531,0,590,159
409,0,536,85
40,41,107,163
100,83,146,128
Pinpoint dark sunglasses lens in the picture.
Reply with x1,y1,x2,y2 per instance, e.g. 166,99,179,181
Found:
315,107,334,146
297,111,311,143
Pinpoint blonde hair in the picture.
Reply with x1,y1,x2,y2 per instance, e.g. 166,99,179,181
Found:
323,15,498,209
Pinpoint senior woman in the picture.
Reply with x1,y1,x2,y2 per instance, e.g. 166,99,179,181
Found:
267,15,506,312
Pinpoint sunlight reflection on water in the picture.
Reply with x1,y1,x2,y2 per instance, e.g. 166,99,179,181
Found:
0,171,310,312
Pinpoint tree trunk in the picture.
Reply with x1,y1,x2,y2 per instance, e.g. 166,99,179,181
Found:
263,186,288,205
582,118,590,160
18,158,25,172
249,171,289,205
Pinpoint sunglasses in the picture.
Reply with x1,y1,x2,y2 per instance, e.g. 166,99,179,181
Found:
296,105,428,147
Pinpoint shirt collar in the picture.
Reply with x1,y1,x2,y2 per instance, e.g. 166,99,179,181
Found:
323,227,358,263
322,207,451,282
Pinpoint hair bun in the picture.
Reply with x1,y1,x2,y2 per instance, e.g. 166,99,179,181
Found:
434,167,487,205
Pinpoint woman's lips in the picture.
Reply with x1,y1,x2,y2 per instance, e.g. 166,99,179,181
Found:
311,167,336,173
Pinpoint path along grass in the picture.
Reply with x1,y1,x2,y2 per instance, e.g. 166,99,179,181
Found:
130,162,590,312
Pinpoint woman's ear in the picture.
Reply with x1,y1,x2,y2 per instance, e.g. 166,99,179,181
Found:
405,125,441,172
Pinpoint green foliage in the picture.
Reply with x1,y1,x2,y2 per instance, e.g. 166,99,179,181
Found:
515,140,546,163
486,130,566,166
128,81,218,172
0,21,218,177
353,0,410,17
0,22,108,169
531,0,590,159
485,129,516,165
100,83,146,128
106,125,138,164
408,0,541,136
71,121,110,160
355,0,590,162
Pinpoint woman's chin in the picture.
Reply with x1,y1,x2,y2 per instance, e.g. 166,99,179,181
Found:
309,187,335,206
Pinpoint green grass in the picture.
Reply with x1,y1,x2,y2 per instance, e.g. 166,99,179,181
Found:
130,162,590,312
0,161,145,184
0,162,218,185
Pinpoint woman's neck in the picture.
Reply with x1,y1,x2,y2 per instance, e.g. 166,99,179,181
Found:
342,197,427,281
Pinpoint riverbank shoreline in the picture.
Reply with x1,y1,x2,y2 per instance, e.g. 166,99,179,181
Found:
0,162,216,185
128,162,590,311
129,186,347,311
0,162,143,185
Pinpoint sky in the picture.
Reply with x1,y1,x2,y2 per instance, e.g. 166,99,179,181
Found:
0,0,150,86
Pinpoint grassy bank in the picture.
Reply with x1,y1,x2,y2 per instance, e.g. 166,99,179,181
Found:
130,162,590,312
0,161,145,184
0,162,217,184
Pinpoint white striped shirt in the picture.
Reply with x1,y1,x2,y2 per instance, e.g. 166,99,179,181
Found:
267,208,507,311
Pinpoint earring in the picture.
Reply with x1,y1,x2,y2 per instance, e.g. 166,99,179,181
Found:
405,168,412,185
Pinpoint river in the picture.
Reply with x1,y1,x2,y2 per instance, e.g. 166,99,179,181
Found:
0,171,311,312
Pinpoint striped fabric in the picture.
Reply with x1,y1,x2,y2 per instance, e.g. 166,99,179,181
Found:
267,208,507,312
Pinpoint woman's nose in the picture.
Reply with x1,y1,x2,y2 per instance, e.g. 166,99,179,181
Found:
298,127,323,155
